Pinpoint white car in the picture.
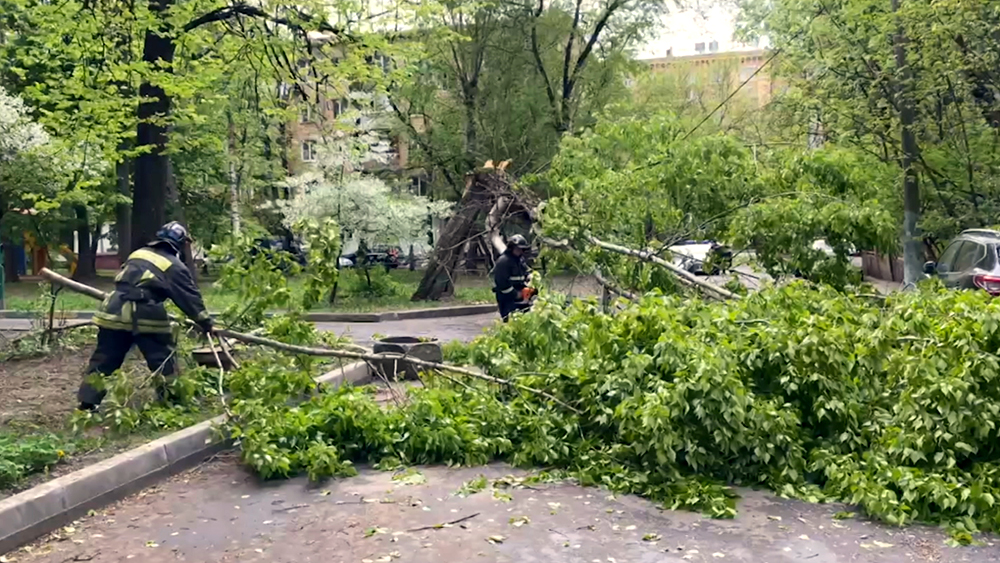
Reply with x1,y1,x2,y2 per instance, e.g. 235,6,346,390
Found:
668,241,732,275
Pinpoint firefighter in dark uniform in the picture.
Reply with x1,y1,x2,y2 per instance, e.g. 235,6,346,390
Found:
492,234,535,322
78,222,214,411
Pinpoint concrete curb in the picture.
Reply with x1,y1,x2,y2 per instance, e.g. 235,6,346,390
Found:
0,304,495,323
0,361,373,555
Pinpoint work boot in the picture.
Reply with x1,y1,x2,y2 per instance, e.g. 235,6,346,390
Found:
77,402,99,413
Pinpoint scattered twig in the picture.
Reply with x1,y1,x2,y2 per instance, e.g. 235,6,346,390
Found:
594,269,639,302
62,551,100,562
405,512,480,532
218,336,241,370
272,503,310,513
367,359,405,408
206,333,232,417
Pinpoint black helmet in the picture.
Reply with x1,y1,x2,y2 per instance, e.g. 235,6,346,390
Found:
506,234,530,251
152,221,192,252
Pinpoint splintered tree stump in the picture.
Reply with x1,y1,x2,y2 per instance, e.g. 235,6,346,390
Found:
412,166,531,301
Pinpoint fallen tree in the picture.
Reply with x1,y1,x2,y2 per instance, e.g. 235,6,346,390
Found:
411,161,536,301
42,261,1000,538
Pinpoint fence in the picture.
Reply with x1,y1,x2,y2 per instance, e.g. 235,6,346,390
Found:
861,251,904,282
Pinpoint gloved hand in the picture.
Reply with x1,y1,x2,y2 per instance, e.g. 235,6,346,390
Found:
197,317,214,335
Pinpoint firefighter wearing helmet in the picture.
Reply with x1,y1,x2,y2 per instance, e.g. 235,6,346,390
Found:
491,234,536,322
77,222,214,412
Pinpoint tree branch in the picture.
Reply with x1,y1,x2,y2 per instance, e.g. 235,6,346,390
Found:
529,0,558,116
184,3,352,39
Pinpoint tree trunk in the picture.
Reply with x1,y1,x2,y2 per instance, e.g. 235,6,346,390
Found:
228,110,241,236
164,158,196,279
892,0,923,287
116,155,131,264
73,206,97,280
131,0,176,251
2,238,20,284
411,171,495,301
463,95,477,173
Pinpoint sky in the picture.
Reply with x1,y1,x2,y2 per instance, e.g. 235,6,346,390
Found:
636,1,769,59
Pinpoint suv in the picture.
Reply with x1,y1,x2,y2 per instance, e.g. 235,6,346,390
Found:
925,229,1000,295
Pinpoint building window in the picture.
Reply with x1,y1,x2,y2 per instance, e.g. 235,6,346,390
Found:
301,140,317,162
709,40,719,53
300,104,311,123
666,47,673,57
411,175,427,197
327,98,348,118
374,54,391,73
694,42,706,54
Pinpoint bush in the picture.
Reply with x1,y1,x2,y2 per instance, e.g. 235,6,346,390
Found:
340,268,405,299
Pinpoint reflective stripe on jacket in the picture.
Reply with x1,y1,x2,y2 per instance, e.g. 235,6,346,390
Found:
491,251,530,298
94,245,210,334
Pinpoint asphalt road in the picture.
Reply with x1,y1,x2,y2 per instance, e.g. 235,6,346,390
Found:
14,458,999,563
316,313,498,345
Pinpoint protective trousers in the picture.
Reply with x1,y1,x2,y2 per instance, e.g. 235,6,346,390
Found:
78,328,177,408
496,294,532,323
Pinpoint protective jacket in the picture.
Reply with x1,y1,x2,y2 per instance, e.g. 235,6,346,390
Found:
94,246,210,334
492,250,530,299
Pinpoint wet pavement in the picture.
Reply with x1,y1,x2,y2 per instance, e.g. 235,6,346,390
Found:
10,458,998,563
316,313,498,346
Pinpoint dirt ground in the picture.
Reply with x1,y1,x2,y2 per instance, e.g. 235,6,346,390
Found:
9,457,999,563
0,345,93,429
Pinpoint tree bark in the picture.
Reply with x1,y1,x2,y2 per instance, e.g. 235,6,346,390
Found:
164,158,197,279
892,0,923,287
131,0,177,251
73,205,97,280
462,88,478,172
2,238,20,284
411,173,493,300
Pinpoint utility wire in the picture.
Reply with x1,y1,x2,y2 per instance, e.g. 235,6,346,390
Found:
678,47,784,143
639,8,824,169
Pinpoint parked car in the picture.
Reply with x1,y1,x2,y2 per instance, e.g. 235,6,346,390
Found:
249,237,307,269
924,229,1000,295
339,246,401,270
668,240,733,276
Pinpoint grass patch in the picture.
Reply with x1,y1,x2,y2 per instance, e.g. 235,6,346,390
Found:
0,431,78,489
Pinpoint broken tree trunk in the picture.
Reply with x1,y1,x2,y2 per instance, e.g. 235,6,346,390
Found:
412,166,525,301
411,173,490,300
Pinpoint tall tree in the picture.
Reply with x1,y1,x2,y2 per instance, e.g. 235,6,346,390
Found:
739,0,1000,252
393,0,645,196
525,0,661,134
